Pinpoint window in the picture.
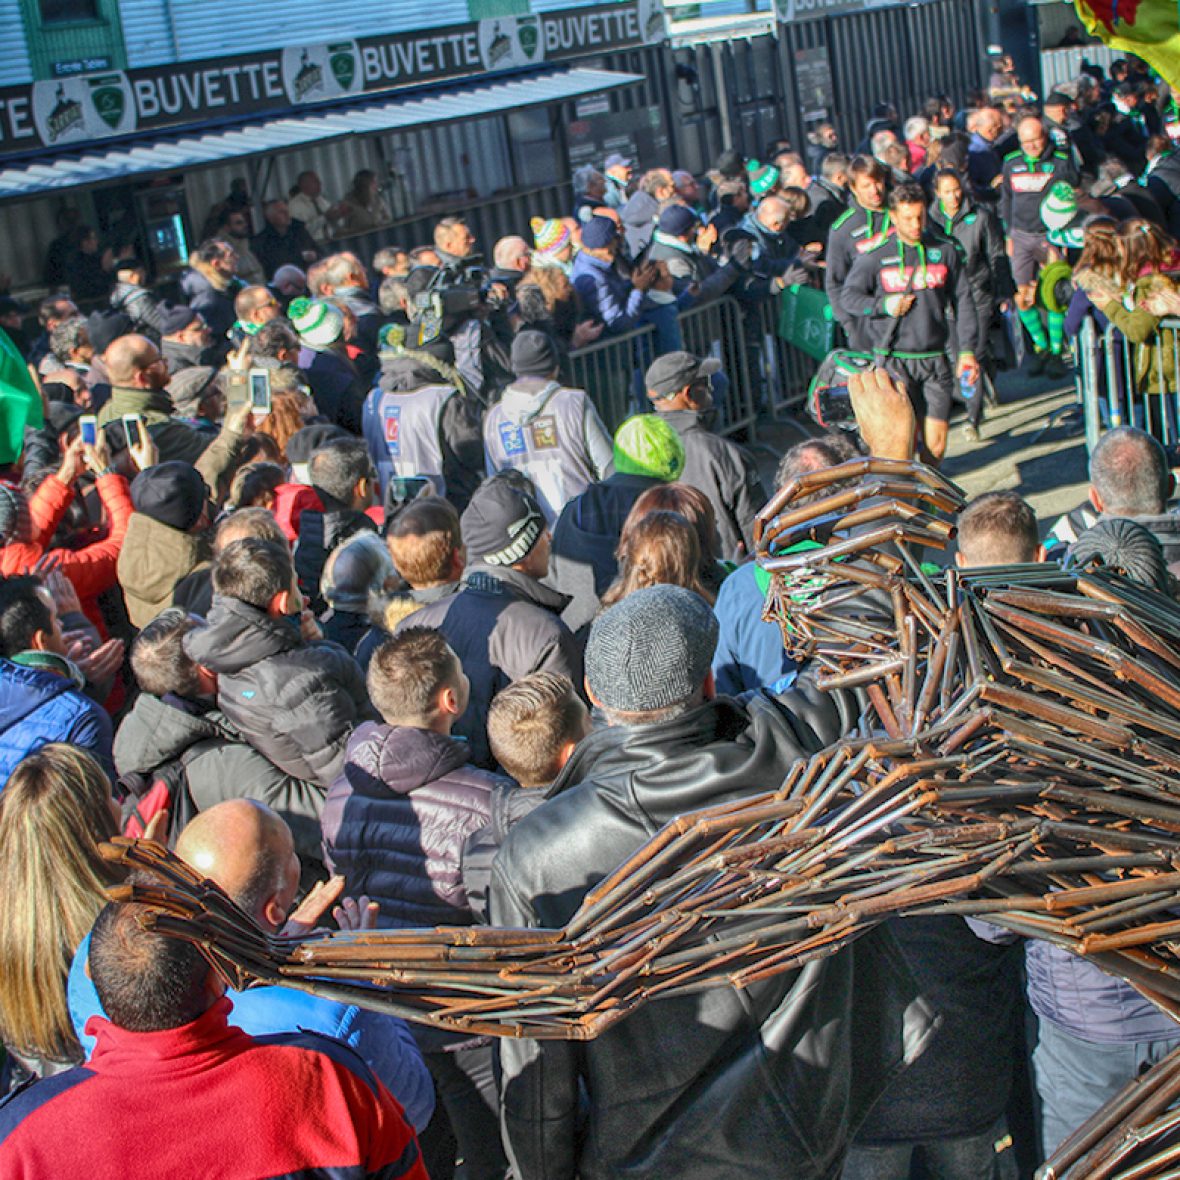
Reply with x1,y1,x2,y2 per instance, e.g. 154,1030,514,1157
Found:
39,0,99,23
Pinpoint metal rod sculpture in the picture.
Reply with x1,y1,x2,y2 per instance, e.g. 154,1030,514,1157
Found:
102,458,1180,1169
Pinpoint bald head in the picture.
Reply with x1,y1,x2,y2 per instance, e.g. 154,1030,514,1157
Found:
493,235,531,272
176,800,299,929
105,334,165,388
756,196,790,233
234,284,281,325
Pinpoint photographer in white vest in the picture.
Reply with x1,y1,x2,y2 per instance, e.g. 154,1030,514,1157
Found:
483,330,613,524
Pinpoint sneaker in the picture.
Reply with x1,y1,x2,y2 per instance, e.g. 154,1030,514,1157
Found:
1029,351,1048,376
962,423,980,442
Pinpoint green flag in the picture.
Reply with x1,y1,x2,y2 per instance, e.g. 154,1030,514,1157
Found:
0,328,42,465
777,284,835,362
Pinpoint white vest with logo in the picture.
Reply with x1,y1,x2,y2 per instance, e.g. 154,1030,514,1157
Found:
484,383,597,524
373,383,455,496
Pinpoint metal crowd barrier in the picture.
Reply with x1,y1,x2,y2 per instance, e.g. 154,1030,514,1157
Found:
566,293,821,441
751,298,822,419
1077,316,1180,455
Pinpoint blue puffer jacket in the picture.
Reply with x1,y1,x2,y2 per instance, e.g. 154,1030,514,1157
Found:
971,917,1180,1045
321,722,506,928
1025,941,1180,1045
570,250,645,336
0,658,114,784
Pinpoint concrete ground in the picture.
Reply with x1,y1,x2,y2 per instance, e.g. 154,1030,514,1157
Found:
753,367,1089,539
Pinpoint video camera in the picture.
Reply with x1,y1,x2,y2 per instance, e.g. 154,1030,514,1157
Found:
406,254,503,344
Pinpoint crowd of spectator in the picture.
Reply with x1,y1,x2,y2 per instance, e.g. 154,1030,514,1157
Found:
0,45,1177,1180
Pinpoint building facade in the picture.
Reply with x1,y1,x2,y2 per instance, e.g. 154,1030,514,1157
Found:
0,0,989,295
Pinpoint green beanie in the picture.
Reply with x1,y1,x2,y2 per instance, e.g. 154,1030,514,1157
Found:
1040,182,1078,232
613,414,686,482
746,159,779,198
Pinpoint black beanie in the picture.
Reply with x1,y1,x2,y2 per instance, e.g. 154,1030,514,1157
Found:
461,478,545,566
131,461,209,532
510,329,559,378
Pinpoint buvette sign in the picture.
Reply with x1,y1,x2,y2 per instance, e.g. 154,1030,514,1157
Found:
0,0,665,161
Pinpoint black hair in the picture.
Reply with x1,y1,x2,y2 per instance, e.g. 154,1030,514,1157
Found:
212,537,294,609
888,182,928,210
130,608,205,698
308,438,373,505
250,321,299,361
0,575,52,658
89,900,211,1033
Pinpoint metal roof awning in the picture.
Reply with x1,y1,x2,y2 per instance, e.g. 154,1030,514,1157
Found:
0,66,645,199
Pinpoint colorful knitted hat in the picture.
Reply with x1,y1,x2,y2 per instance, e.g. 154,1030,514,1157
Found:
288,297,343,349
612,414,686,482
746,159,779,198
531,217,571,256
1040,182,1078,232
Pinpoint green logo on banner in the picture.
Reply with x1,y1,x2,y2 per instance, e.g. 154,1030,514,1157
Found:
89,78,124,129
517,18,539,58
330,52,355,90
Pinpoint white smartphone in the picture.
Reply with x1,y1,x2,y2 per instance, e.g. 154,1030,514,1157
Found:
248,368,272,415
122,414,145,450
79,415,98,447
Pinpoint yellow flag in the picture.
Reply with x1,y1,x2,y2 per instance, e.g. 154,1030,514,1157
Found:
1074,0,1180,91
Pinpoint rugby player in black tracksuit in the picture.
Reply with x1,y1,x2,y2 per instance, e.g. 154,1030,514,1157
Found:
825,155,892,353
843,182,980,465
1000,114,1078,377
930,167,1014,436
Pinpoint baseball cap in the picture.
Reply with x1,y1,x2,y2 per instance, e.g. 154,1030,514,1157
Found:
645,351,721,400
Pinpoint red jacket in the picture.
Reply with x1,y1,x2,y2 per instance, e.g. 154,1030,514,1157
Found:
272,482,383,543
0,473,133,636
0,996,428,1180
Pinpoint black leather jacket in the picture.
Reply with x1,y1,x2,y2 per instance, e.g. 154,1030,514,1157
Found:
489,679,935,1180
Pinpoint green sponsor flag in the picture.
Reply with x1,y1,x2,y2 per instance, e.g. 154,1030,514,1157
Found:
777,284,835,361
0,328,42,465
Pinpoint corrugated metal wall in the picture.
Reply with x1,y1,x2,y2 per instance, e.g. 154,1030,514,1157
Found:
118,0,178,69
184,114,516,241
0,198,82,289
0,0,33,85
781,0,985,152
120,0,610,68
665,34,795,173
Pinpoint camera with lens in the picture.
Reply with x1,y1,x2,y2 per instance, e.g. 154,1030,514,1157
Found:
403,258,490,345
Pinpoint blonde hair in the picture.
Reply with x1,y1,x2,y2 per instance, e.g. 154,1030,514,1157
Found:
0,745,121,1062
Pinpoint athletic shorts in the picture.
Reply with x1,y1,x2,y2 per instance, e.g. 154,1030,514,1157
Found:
885,353,955,424
1010,229,1050,288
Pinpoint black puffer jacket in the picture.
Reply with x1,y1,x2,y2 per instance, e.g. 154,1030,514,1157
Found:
404,564,581,769
114,690,327,868
322,723,506,927
110,282,169,339
490,681,935,1180
293,503,377,614
461,780,548,922
183,594,371,789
